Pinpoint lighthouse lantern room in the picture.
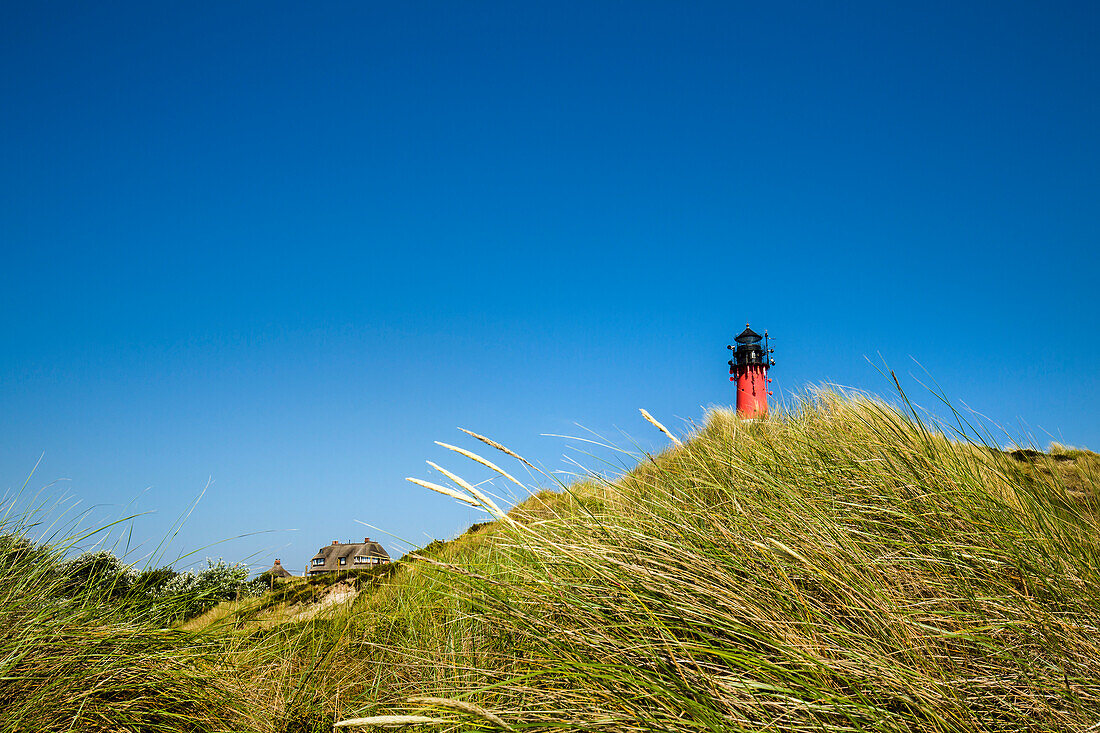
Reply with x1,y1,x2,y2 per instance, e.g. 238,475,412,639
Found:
727,324,774,418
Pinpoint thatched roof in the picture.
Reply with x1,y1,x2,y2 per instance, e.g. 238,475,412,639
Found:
266,559,293,578
308,538,391,575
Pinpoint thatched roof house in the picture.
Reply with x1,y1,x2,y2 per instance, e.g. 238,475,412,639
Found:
308,537,390,577
265,559,293,578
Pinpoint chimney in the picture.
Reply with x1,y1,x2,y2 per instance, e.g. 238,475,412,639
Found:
274,559,281,565
332,540,338,545
364,537,370,543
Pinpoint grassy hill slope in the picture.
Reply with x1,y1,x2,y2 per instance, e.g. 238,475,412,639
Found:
4,389,1100,732
232,389,1100,732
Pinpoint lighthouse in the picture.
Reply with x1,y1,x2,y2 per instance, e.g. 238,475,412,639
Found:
727,324,774,418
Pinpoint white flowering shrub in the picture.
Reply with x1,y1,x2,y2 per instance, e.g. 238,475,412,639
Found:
52,551,254,620
61,550,138,599
240,575,271,599
159,559,251,619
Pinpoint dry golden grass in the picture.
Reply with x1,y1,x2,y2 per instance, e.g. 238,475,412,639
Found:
10,388,1097,733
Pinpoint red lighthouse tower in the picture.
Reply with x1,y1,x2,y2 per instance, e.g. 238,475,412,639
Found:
727,324,774,418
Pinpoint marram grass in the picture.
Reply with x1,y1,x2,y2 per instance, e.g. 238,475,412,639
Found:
5,388,1100,733
0,534,242,731
359,388,1100,732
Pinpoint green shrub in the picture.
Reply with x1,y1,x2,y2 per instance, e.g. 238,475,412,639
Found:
160,558,251,620
59,549,136,599
0,539,242,730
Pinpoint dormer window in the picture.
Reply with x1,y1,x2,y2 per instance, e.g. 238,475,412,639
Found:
339,557,346,566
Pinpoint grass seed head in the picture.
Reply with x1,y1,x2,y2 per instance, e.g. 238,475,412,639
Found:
639,408,683,446
335,715,452,728
425,461,515,524
434,441,526,489
408,695,514,730
458,428,539,471
405,476,482,508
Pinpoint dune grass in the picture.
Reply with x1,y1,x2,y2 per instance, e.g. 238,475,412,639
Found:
0,535,245,731
352,388,1100,731
3,387,1099,731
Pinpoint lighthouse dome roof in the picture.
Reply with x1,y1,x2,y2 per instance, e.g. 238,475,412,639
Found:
735,325,763,344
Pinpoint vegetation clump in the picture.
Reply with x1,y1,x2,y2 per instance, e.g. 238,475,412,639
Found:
2,388,1099,732
346,390,1100,732
0,536,247,730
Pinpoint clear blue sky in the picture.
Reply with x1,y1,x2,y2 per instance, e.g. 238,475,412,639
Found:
2,2,1097,574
